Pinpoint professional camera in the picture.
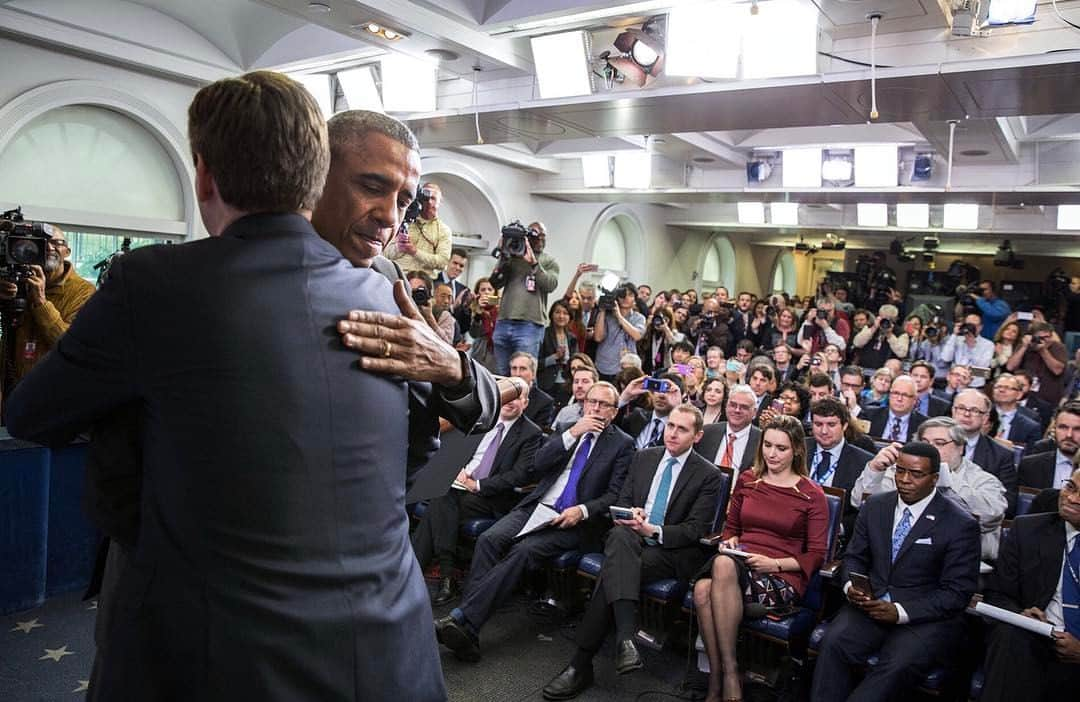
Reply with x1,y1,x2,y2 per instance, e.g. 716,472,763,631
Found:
491,220,539,259
954,284,980,315
411,285,431,307
959,322,978,337
401,187,433,229
1,207,54,312
651,313,665,330
597,287,617,312
879,318,893,331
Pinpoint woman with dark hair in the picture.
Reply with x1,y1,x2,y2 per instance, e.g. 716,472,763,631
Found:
638,305,682,374
701,377,727,424
692,415,829,702
467,277,499,373
538,299,578,406
758,381,811,429
770,308,802,358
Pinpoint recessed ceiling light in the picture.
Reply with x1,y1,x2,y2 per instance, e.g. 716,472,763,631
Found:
367,22,381,33
354,20,408,40
307,2,331,13
960,149,990,157
426,49,460,62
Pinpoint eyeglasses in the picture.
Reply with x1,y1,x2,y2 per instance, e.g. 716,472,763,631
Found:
888,392,916,399
47,239,68,249
584,398,617,410
841,381,863,390
1062,481,1078,495
925,438,956,449
994,384,1021,392
727,401,754,412
893,465,932,480
953,405,987,416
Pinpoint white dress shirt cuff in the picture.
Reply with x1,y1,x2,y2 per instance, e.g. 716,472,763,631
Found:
578,504,589,520
654,526,664,544
893,602,910,625
561,430,576,450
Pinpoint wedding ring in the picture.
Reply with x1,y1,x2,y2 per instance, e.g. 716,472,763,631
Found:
383,340,392,358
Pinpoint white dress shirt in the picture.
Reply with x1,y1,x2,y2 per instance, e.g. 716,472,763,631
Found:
811,439,846,487
941,335,995,387
996,407,1016,439
1054,450,1075,489
636,412,668,449
465,414,522,488
645,449,691,544
1045,523,1079,628
715,423,753,474
885,412,911,442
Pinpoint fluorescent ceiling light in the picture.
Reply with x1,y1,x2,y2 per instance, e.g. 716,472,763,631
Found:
782,147,822,188
505,1,673,32
530,31,593,99
1058,205,1080,230
896,203,929,229
854,145,898,187
665,2,740,79
742,0,819,80
943,203,979,230
986,0,1037,25
821,153,854,184
857,203,888,228
292,73,333,118
737,202,766,225
337,66,383,113
613,151,651,188
582,154,612,187
380,54,437,112
770,202,799,226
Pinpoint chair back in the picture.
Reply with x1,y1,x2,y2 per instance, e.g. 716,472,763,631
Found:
871,439,891,452
1016,485,1041,518
711,466,735,532
1010,443,1025,469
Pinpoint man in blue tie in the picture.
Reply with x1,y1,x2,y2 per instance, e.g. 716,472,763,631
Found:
436,382,634,661
980,466,1080,701
811,442,980,702
542,404,722,700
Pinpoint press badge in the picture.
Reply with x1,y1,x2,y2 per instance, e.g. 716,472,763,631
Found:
525,275,536,292
23,340,36,360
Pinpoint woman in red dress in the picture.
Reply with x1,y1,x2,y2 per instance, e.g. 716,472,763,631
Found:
692,415,829,702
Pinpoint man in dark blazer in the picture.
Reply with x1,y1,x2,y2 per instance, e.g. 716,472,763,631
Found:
1019,402,1080,490
436,382,634,661
862,375,928,443
953,389,1020,517
992,373,1044,448
412,394,543,605
6,75,457,701
618,372,685,449
806,397,874,538
510,351,555,429
811,442,980,702
980,468,1080,701
696,384,761,478
910,361,951,418
1016,368,1055,432
543,405,722,699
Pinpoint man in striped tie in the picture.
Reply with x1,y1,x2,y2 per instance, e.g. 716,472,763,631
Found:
542,404,722,700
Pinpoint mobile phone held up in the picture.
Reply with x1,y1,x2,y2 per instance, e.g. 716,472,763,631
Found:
642,377,671,393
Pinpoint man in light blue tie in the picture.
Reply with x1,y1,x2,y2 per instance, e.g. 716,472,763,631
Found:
542,404,722,700
812,442,980,702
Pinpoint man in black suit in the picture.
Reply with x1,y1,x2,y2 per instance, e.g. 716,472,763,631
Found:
511,351,556,429
952,389,1019,517
909,361,951,418
747,364,775,422
7,74,461,700
728,291,756,345
696,384,762,477
980,467,1080,701
436,382,634,661
436,247,472,333
811,442,980,702
618,372,685,449
1019,401,1080,491
931,364,970,406
412,393,542,605
992,373,1045,448
1016,368,1055,433
542,404,722,699
862,375,928,443
806,397,873,536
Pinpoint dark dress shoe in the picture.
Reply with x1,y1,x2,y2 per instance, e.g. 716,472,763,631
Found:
433,615,480,662
431,577,457,606
614,639,644,674
542,665,594,700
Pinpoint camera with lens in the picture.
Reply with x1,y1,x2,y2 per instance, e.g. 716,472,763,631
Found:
1,207,54,313
879,318,893,331
597,288,617,312
651,313,666,330
411,285,431,307
959,322,978,337
954,284,979,315
491,220,539,259
815,309,828,321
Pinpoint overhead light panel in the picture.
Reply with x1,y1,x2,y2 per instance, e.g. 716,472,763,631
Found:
943,203,979,230
746,159,773,183
613,151,651,188
353,21,408,41
770,202,799,226
1058,205,1080,230
821,150,854,186
896,203,929,229
582,154,612,187
337,66,383,113
854,145,898,187
666,2,740,79
531,31,593,99
857,203,888,227
741,0,819,80
380,54,437,112
986,0,1037,26
737,202,766,225
782,147,822,188
292,73,333,118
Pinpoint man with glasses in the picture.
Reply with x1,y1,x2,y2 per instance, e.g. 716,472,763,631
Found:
862,375,927,443
980,467,1080,702
1007,321,1069,407
992,373,1043,448
696,384,761,478
0,228,95,390
1014,369,1054,435
941,312,995,388
1020,402,1080,491
952,388,1018,517
933,364,972,405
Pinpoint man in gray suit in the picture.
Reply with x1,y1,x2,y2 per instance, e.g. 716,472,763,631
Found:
696,383,762,479
6,72,447,701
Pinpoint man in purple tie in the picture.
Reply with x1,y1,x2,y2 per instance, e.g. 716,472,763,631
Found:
411,392,543,606
436,382,635,661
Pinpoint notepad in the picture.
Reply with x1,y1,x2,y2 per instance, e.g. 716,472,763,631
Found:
973,602,1058,639
717,547,751,559
515,503,560,539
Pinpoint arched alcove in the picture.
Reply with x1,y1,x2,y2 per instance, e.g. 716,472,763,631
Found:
698,233,737,293
771,250,797,295
584,204,646,283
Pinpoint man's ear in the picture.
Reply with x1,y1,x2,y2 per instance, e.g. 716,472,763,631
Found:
193,153,216,202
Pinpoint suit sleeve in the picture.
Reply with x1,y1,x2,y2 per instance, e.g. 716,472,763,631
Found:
994,447,1019,519
841,500,874,592
476,428,542,497
616,452,642,508
429,355,500,434
982,519,1024,613
582,438,633,521
897,510,980,625
6,255,138,445
662,466,722,550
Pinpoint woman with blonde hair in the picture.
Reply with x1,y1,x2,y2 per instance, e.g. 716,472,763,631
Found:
691,415,829,702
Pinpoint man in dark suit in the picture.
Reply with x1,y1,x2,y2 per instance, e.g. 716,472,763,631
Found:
1016,368,1054,433
542,404,722,699
980,467,1080,701
1019,401,1080,490
992,373,1045,448
436,247,472,333
806,397,873,537
696,384,761,478
811,442,980,702
862,375,928,443
747,364,775,423
510,351,555,429
618,372,685,449
412,393,543,605
6,74,457,700
909,361,950,418
436,382,634,661
931,364,970,406
953,389,1019,517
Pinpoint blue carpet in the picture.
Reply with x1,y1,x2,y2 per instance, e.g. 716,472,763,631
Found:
0,591,95,701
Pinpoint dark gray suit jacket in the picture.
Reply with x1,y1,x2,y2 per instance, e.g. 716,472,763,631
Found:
696,422,761,472
7,214,450,701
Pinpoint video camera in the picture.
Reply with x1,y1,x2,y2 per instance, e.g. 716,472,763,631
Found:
1,207,55,313
492,220,540,259
402,187,433,230
954,284,980,316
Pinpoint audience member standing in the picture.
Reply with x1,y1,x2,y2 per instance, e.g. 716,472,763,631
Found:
385,181,452,277
490,222,560,374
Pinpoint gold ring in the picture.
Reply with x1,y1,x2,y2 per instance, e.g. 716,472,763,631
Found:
383,340,392,358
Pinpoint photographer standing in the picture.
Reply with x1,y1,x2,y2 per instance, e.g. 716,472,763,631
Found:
0,228,95,393
973,280,1011,340
639,305,683,374
691,298,733,357
594,282,646,382
941,313,995,388
850,304,906,371
1006,321,1068,406
384,181,451,278
407,271,455,344
490,221,559,374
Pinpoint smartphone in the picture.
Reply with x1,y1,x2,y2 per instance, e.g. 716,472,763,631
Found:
674,363,691,375
609,506,636,520
770,398,785,413
849,571,873,596
642,377,671,393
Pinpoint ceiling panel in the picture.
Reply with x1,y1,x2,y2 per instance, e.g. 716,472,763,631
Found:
531,187,1080,205
942,54,1080,118
813,0,952,39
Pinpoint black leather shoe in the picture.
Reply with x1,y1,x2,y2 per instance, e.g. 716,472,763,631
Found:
542,665,594,700
431,577,457,606
434,615,480,662
614,639,644,674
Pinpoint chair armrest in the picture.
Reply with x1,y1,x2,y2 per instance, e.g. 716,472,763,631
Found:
699,531,725,546
819,560,842,579
514,483,539,494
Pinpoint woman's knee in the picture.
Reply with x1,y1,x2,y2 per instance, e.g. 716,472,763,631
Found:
693,578,712,607
711,555,737,581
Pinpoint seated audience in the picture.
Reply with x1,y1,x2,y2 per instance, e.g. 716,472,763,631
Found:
538,300,577,407
510,352,556,430
933,364,971,404
435,383,634,661
746,365,775,419
618,373,686,449
553,366,598,433
812,442,980,702
705,345,725,380
980,467,1080,702
759,381,811,430
412,394,543,604
697,384,762,476
952,388,1019,517
1019,401,1080,490
861,375,927,443
1015,368,1054,433
837,365,865,418
692,416,829,702
860,367,894,409
909,360,951,418
991,372,1044,447
806,397,874,534
542,404,722,699
771,343,799,384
